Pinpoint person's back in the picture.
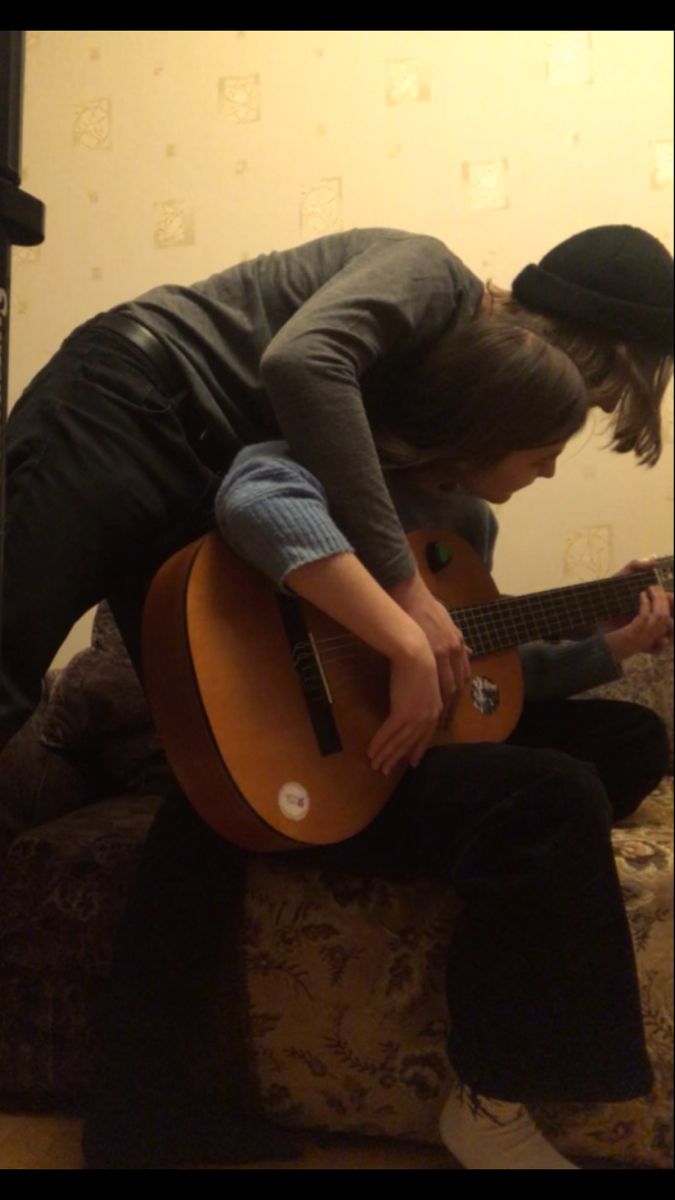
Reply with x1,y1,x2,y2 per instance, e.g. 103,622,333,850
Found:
122,228,483,446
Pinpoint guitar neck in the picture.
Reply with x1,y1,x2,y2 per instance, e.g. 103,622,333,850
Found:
450,556,673,656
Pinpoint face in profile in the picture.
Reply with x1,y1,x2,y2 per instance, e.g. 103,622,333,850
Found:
456,441,568,503
418,440,568,504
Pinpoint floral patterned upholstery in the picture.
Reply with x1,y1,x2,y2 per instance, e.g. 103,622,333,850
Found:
0,610,672,1167
244,777,673,1167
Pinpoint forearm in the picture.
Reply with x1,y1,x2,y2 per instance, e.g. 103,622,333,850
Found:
217,443,470,701
287,552,443,775
217,442,433,671
287,553,427,665
519,635,622,701
257,234,479,587
261,350,415,586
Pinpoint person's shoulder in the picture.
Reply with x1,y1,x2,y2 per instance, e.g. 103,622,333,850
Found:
331,229,470,291
345,227,452,255
186,229,455,289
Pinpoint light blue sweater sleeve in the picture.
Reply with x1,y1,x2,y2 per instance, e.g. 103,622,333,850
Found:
215,441,623,701
215,442,355,590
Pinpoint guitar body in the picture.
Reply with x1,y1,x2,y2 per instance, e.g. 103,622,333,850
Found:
142,530,523,851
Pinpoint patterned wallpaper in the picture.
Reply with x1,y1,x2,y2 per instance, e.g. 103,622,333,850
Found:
9,30,674,664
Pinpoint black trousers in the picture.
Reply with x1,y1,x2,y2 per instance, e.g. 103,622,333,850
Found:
293,698,668,1102
0,319,225,756
86,697,666,1170
83,697,666,1170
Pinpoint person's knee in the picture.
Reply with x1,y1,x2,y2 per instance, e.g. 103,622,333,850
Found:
452,750,613,903
536,749,614,832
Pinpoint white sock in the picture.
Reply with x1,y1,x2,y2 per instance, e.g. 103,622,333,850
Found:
439,1085,579,1170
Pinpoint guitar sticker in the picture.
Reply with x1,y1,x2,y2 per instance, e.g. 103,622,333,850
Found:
279,782,310,821
470,675,500,716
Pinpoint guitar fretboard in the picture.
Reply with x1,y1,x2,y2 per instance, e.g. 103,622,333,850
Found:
450,556,673,656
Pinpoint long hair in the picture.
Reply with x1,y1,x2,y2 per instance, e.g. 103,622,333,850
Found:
488,284,673,466
363,316,589,472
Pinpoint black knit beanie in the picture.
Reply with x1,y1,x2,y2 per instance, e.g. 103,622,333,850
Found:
512,225,673,353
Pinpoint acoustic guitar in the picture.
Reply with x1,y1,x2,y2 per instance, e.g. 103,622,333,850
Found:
142,530,672,852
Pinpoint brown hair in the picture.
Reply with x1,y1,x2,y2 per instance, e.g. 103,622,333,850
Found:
363,316,589,471
487,283,673,466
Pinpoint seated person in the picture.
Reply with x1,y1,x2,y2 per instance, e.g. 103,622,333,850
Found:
214,417,671,1170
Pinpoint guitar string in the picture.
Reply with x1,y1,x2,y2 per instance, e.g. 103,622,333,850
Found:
303,565,670,666
314,563,669,635
291,557,674,707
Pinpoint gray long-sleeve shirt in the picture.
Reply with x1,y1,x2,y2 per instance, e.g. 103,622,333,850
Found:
122,228,484,586
215,442,623,703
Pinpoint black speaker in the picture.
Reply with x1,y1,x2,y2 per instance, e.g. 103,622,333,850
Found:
0,30,24,185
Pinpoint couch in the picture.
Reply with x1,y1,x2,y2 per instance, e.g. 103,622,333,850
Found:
0,603,672,1168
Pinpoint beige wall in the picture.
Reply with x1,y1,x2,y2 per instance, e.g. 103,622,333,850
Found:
10,30,674,665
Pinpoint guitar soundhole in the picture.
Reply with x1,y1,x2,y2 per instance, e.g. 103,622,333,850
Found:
470,675,500,716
